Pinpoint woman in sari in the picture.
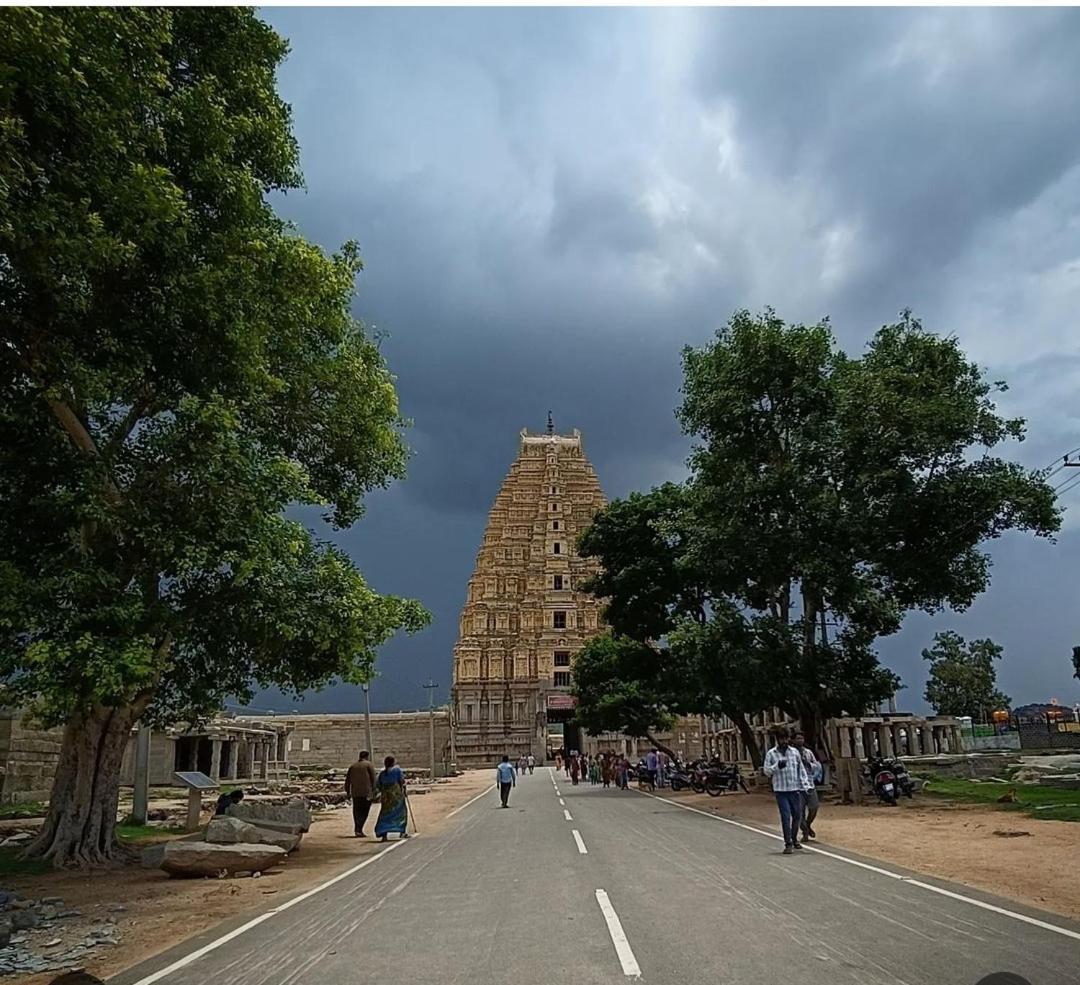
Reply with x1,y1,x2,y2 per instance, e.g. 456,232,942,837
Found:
374,755,410,841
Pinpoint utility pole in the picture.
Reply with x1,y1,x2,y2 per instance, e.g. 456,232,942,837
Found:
131,723,152,825
362,682,374,760
423,679,439,781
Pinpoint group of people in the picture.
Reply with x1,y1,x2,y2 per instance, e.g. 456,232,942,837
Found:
344,750,411,841
513,754,536,774
556,749,634,789
762,727,823,854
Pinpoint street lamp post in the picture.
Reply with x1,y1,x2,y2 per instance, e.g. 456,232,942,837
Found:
362,682,374,760
423,679,439,781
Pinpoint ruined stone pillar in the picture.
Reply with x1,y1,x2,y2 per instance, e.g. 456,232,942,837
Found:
210,739,221,781
892,725,905,757
951,726,963,754
853,726,865,760
259,740,269,780
879,724,893,758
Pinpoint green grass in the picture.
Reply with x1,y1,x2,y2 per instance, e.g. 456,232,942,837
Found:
921,776,1080,822
0,846,51,877
0,801,47,819
116,823,187,842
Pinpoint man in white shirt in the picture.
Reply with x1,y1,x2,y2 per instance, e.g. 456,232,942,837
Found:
793,731,821,841
527,753,535,774
762,727,813,854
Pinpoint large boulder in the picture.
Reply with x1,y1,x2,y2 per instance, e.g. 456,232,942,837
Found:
206,815,300,852
227,797,311,832
157,841,287,877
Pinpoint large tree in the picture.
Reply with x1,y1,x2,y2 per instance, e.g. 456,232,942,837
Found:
923,631,1011,720
0,9,428,866
579,309,1059,758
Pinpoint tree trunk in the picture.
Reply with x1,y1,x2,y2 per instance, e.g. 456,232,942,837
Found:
729,711,763,769
643,731,680,763
24,703,140,867
793,700,822,753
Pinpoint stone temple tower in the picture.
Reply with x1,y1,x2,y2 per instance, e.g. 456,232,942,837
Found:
450,422,606,767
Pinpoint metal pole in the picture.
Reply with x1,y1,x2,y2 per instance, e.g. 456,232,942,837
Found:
363,683,374,759
132,724,152,825
423,679,438,781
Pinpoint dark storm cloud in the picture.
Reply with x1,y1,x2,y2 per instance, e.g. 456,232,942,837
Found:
248,8,1080,715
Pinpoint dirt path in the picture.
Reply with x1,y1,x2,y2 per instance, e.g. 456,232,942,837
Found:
648,785,1080,921
5,771,493,984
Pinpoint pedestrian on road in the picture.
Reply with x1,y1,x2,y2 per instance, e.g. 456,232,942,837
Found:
528,754,535,774
496,754,516,808
645,748,659,790
570,754,580,785
762,727,812,854
374,755,410,841
344,749,378,838
793,731,822,841
656,752,668,789
601,754,613,788
618,756,630,791
555,751,563,772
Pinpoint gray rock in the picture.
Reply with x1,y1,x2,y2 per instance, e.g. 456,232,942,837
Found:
140,844,167,869
157,841,288,878
0,833,32,847
57,909,82,919
227,798,311,832
11,910,38,931
205,816,300,852
0,921,10,948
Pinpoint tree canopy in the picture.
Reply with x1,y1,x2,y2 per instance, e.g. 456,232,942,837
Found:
923,631,1011,720
576,309,1059,760
0,8,428,865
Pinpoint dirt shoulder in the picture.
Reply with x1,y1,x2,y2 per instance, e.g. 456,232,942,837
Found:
647,785,1080,922
3,771,492,984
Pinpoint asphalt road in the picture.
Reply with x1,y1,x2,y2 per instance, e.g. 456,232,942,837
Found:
115,768,1080,985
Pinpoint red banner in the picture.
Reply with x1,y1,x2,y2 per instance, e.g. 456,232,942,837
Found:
546,694,578,710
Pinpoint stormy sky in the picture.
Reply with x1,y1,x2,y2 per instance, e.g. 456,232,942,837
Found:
247,7,1080,717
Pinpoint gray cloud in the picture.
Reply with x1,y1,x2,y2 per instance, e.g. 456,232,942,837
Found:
248,8,1080,716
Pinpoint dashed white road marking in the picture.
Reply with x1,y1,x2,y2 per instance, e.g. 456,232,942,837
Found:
572,829,588,855
563,808,573,821
558,798,565,806
447,784,496,817
636,789,1080,943
595,889,640,978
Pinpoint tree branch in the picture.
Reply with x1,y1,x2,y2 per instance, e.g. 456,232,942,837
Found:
47,398,123,507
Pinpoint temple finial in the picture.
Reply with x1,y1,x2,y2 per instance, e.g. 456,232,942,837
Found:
547,410,554,435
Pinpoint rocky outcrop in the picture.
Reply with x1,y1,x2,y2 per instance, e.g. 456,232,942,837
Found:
156,841,287,877
227,796,311,832
205,815,300,852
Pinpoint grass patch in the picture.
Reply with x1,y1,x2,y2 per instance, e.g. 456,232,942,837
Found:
922,776,1080,822
116,823,187,842
0,801,47,819
0,846,51,877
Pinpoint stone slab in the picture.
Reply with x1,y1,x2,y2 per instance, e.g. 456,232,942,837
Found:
157,841,287,877
206,815,300,852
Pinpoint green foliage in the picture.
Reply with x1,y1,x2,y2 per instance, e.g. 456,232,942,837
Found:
921,777,1080,822
578,308,1059,750
0,801,47,819
115,823,187,841
923,631,1011,719
0,9,429,731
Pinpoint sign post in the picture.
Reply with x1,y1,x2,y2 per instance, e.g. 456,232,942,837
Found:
173,771,219,832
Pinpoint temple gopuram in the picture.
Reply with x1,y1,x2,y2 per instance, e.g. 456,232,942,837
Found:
450,420,606,767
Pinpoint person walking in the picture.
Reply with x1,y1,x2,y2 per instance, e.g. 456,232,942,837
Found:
569,754,580,785
496,754,516,808
527,753,535,775
344,749,378,838
762,727,812,854
644,748,659,790
601,754,613,788
656,751,668,789
618,755,630,791
793,731,822,841
374,755,410,842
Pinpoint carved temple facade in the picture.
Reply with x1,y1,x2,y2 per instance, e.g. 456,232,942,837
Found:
450,425,607,767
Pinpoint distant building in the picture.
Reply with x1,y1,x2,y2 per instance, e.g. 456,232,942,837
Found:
450,423,607,766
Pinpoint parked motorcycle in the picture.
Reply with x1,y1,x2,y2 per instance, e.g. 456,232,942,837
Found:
865,756,903,805
704,762,750,797
667,761,694,792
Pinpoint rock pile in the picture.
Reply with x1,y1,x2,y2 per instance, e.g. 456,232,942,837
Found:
0,893,120,978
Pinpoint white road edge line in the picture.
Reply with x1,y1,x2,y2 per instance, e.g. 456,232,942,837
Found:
447,784,496,817
595,889,640,978
128,840,407,985
637,789,1080,943
563,808,573,821
573,829,588,854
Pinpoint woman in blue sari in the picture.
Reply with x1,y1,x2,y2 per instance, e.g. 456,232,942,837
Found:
374,755,410,841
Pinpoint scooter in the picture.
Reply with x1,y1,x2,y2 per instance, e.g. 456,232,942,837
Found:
865,756,900,805
704,762,750,796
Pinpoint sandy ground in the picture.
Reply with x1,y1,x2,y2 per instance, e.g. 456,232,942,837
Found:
5,771,493,985
647,784,1080,922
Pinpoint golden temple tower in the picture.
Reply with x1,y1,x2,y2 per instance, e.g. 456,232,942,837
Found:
450,421,606,766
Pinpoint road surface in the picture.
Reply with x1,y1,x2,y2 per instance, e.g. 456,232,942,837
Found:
115,768,1079,985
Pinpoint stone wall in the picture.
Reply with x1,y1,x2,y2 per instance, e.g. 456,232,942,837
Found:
240,712,452,774
0,710,63,804
961,732,1022,752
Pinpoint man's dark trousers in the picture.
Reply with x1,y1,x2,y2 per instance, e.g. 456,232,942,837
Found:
500,782,512,807
352,796,373,835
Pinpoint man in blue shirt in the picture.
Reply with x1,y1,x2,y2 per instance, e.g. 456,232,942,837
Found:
496,754,516,808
